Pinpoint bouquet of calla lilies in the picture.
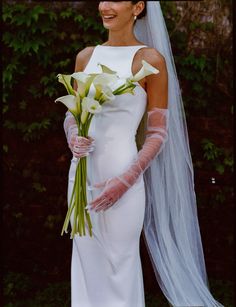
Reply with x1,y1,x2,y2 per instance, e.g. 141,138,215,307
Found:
55,60,159,239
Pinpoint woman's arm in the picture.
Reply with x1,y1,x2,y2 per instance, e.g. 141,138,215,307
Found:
63,47,96,157
143,48,168,110
88,48,169,212
73,47,95,90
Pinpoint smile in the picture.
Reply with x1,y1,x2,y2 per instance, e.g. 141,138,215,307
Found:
102,15,117,20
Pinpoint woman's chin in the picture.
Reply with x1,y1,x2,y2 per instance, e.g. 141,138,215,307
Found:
103,22,116,30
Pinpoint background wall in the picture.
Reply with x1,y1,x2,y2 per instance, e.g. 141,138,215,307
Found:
2,1,234,306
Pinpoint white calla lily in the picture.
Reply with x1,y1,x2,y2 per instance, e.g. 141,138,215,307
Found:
81,110,89,124
93,73,119,100
93,73,118,87
100,85,115,102
55,95,79,116
82,97,102,114
98,63,117,75
131,60,159,82
57,74,74,95
71,72,96,98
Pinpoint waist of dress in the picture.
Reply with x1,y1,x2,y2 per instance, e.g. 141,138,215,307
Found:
87,141,139,182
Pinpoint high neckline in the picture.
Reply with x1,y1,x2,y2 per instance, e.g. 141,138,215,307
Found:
98,44,147,48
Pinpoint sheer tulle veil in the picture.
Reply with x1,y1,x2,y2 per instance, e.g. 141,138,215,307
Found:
134,2,224,306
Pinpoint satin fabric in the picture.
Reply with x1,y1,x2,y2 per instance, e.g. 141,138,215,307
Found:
68,45,148,307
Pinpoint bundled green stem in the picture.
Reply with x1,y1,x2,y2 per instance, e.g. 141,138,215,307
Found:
61,119,93,239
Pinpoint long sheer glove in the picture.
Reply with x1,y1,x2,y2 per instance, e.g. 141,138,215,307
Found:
63,110,95,158
88,107,169,212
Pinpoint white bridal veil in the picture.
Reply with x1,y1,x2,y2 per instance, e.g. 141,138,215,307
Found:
134,2,224,306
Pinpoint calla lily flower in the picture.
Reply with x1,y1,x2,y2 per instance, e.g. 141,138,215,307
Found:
82,97,102,114
93,73,118,87
55,95,80,116
130,60,159,82
57,74,75,95
80,97,102,124
81,110,89,124
99,85,115,103
98,63,117,75
71,72,97,98
93,73,118,100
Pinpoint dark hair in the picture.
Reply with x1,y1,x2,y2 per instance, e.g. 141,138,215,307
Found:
132,1,147,19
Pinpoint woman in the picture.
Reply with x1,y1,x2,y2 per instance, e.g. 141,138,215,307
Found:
64,1,223,306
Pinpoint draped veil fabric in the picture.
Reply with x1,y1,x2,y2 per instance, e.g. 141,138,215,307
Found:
135,2,224,306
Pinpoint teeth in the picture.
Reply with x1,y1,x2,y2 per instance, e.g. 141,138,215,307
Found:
103,15,116,19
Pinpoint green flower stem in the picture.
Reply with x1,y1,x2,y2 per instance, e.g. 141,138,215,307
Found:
114,84,136,95
79,160,86,236
61,121,94,239
77,160,82,236
112,83,127,95
72,162,80,238
84,156,93,237
61,172,76,235
81,158,86,236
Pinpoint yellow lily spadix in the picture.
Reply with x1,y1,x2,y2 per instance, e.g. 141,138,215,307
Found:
55,60,159,239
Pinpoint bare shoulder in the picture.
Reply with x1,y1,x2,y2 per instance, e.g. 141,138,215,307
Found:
75,46,96,71
141,47,167,70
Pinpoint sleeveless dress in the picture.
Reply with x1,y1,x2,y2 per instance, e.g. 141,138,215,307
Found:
68,45,148,307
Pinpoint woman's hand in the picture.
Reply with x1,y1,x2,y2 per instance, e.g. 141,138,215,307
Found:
87,177,129,212
70,135,95,158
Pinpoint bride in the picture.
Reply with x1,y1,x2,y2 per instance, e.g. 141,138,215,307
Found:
63,1,224,306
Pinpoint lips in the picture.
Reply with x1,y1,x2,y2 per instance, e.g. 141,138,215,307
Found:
102,15,117,21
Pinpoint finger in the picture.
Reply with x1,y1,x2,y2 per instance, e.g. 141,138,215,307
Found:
93,195,113,211
96,203,111,212
72,145,95,155
94,200,109,211
73,144,94,151
97,200,114,212
90,197,108,210
87,136,95,144
73,149,89,156
90,196,106,207
72,151,89,158
75,136,94,146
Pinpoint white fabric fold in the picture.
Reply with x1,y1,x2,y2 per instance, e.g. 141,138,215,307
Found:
134,2,224,306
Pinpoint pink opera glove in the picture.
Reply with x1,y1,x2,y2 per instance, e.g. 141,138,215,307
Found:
88,107,169,212
63,111,95,158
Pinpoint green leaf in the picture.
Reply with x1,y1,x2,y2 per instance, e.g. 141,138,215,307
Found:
3,145,9,153
215,164,225,175
31,5,45,22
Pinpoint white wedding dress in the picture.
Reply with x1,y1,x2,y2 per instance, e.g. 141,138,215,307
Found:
67,45,149,307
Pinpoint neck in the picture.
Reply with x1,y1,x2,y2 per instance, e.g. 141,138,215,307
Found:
106,26,139,46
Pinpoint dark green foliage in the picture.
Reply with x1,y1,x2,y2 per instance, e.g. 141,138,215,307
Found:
201,138,233,174
2,1,107,205
3,271,234,306
2,2,106,122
